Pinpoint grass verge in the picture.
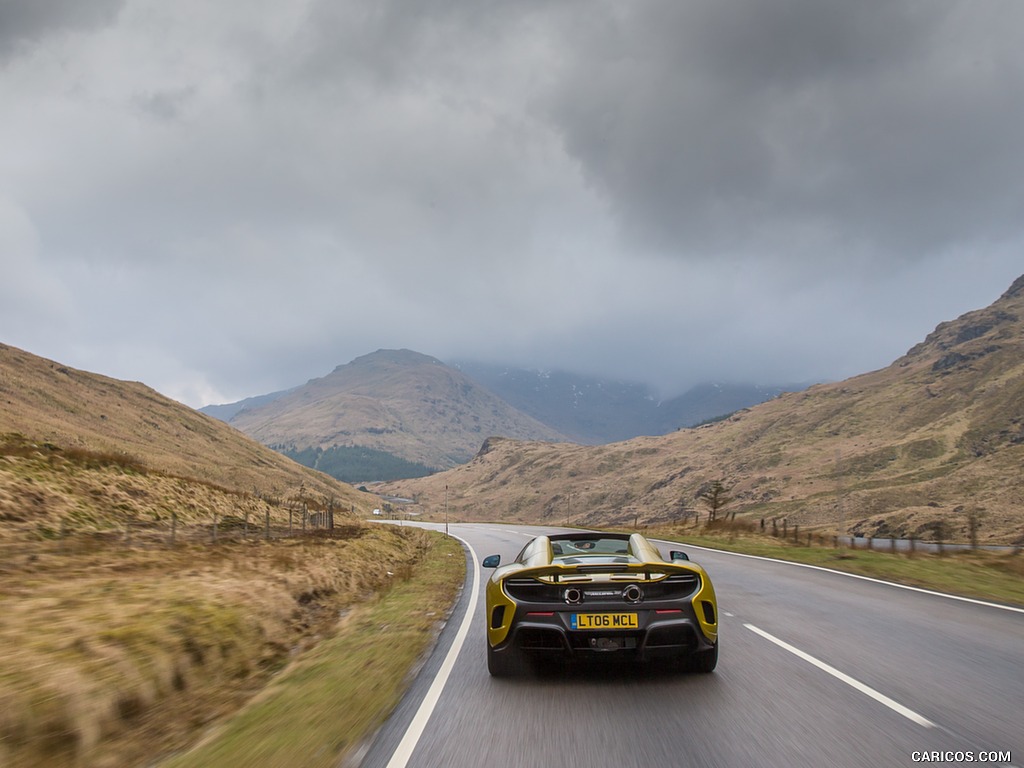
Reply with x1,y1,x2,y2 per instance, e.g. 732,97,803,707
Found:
652,526,1024,607
159,532,465,768
0,525,464,767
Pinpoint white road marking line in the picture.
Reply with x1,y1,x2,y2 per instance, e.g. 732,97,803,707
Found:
385,535,480,768
666,541,1024,615
744,623,936,728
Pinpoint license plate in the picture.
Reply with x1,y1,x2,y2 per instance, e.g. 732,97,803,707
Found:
571,613,638,630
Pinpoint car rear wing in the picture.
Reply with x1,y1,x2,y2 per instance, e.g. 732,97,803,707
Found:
506,560,705,583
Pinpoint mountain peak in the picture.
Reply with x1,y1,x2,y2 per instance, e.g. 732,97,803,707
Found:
900,274,1023,363
338,349,442,372
227,351,566,475
1001,273,1024,300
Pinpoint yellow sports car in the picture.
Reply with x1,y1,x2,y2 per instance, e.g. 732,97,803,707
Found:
481,532,718,677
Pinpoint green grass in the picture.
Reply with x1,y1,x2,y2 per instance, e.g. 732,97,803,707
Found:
160,532,465,768
657,528,1024,607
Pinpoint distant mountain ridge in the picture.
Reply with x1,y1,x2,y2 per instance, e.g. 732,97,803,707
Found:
451,361,798,443
199,388,297,422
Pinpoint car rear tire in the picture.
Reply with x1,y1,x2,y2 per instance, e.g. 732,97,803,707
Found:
487,643,522,677
689,640,718,673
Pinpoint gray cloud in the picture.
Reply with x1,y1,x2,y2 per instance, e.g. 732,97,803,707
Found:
0,0,123,60
543,0,1024,259
1,0,1021,408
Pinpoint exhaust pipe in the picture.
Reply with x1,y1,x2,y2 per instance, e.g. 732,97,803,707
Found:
622,584,644,604
564,587,583,605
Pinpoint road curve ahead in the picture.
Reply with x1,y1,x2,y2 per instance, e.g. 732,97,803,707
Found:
357,523,1021,768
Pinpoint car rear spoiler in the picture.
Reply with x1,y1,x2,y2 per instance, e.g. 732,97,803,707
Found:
506,561,703,582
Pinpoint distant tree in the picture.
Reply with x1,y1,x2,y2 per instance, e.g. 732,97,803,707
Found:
930,518,952,555
963,507,985,550
699,480,732,523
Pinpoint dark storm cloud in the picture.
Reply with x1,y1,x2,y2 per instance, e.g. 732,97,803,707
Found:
542,0,1024,259
0,0,124,59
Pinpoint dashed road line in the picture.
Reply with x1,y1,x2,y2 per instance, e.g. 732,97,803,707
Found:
744,623,936,728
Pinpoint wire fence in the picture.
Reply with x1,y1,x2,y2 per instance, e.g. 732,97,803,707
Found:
1,505,363,563
629,508,1022,555
710,516,1023,554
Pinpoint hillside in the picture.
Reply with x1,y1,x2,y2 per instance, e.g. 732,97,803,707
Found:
0,343,446,768
222,349,567,475
0,343,375,537
380,275,1024,545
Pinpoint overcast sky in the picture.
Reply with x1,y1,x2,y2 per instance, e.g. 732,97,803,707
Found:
2,0,1022,407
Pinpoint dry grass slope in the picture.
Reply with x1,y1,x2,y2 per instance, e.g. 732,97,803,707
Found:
0,343,372,510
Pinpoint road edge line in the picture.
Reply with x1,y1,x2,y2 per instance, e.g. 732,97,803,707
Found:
384,534,479,768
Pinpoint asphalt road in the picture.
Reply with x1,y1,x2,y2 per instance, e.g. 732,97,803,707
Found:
356,523,1022,768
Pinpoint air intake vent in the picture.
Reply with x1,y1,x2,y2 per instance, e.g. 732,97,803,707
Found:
491,606,506,629
701,600,716,625
504,579,562,602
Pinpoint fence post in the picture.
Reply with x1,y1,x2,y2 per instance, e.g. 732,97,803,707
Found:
265,508,270,541
212,511,218,544
171,511,177,547
793,524,799,543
